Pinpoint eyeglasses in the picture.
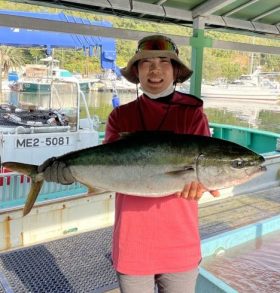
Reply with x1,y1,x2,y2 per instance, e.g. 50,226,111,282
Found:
137,36,179,55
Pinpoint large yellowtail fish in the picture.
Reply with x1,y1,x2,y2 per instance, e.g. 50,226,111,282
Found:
3,132,266,216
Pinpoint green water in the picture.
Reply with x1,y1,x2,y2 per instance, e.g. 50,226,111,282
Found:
202,230,280,292
3,89,280,134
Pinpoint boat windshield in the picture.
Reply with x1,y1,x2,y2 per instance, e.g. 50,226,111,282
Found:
0,80,81,132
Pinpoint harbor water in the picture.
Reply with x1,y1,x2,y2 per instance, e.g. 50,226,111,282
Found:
202,230,280,292
1,88,280,134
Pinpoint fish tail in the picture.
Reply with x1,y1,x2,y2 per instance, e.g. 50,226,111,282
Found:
2,162,38,177
23,180,44,216
2,162,43,216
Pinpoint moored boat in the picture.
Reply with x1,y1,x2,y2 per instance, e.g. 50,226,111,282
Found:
178,69,280,101
0,80,101,166
13,57,94,93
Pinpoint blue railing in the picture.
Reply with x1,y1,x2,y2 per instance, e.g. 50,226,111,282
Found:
210,123,280,154
0,172,87,210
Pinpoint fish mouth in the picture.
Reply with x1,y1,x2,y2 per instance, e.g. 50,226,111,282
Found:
245,165,267,176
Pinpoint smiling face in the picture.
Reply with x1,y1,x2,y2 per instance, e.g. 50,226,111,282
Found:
137,57,175,94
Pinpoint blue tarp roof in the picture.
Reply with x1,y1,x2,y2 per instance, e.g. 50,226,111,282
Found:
0,10,117,69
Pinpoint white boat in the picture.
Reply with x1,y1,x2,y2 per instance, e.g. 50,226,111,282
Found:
201,83,280,101
0,79,101,166
12,57,95,93
95,70,137,92
178,69,280,101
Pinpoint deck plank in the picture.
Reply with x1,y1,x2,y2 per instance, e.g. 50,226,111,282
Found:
199,186,280,239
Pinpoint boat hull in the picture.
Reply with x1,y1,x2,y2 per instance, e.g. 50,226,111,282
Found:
20,81,90,92
22,82,51,92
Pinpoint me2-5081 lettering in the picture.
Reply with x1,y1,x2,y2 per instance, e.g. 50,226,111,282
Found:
16,137,70,148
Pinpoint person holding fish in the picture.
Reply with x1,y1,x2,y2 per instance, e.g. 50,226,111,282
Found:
4,34,266,292
29,35,221,292
103,35,220,292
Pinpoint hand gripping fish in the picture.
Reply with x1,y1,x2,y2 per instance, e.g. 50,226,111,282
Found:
3,132,266,216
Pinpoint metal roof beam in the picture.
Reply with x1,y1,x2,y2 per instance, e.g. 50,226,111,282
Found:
0,12,189,45
224,0,259,17
7,0,280,37
251,6,280,21
59,0,128,10
138,1,168,18
252,22,280,34
192,0,236,18
213,39,280,55
58,0,193,21
1,12,279,55
207,14,280,35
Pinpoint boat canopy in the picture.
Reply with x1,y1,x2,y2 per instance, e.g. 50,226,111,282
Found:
7,0,280,37
0,10,117,70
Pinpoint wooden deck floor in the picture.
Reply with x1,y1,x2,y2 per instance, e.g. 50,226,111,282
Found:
199,186,280,239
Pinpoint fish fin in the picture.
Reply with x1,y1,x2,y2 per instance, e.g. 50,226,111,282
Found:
23,180,44,216
118,132,131,141
3,162,44,216
119,132,129,138
118,131,174,140
165,166,195,176
3,162,37,177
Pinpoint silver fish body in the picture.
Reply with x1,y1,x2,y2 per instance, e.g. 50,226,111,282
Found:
3,132,266,215
65,132,265,194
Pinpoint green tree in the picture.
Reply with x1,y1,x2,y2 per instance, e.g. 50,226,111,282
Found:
0,0,279,81
0,46,25,92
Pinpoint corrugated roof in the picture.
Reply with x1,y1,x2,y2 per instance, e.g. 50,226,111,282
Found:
11,0,280,37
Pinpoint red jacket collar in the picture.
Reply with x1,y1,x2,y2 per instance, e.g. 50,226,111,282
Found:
141,91,203,107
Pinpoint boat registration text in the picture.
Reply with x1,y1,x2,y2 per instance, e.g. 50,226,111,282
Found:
16,137,71,148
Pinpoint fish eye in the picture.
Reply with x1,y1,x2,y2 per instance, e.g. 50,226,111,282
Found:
231,159,245,169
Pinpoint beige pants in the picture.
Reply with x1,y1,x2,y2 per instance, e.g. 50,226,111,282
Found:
117,268,199,293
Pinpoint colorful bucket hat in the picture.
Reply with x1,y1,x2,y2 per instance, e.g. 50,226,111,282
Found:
121,35,193,84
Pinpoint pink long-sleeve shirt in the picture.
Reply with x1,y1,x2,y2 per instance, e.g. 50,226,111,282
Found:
104,92,210,275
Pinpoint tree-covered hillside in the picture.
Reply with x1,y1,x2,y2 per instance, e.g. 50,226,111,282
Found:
1,1,280,82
